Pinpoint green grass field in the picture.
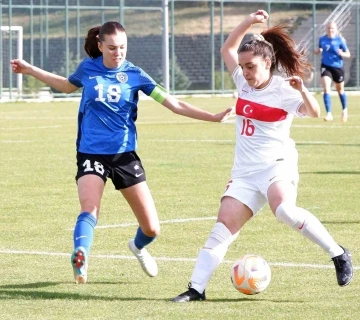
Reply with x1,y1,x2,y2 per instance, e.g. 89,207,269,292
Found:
0,95,359,319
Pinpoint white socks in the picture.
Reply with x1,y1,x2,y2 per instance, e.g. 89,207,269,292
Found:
190,204,345,294
190,222,239,293
275,202,343,258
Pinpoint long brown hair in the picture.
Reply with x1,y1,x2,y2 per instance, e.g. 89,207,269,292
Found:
238,24,312,80
84,21,126,58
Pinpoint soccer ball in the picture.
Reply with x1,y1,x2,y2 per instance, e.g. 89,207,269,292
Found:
230,254,271,295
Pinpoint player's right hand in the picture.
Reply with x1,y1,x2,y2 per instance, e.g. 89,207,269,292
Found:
250,10,269,24
10,59,32,74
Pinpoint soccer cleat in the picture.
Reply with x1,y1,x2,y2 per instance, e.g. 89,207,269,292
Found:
332,245,353,287
128,239,158,277
172,284,206,302
324,113,333,121
71,246,88,284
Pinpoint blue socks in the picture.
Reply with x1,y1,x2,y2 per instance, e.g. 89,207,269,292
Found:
73,215,156,254
323,93,331,113
134,227,156,250
339,93,347,110
73,212,97,254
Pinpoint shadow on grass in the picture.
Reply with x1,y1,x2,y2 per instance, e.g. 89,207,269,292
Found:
0,289,302,303
0,282,302,303
205,298,304,303
0,280,148,301
0,289,149,301
0,281,146,301
0,282,57,289
0,281,132,290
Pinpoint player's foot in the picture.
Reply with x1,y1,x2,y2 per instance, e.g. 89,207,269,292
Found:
172,284,206,302
332,245,353,286
128,239,158,277
71,246,88,284
324,113,333,121
341,109,348,123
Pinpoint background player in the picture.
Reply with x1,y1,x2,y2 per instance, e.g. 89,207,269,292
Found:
314,21,351,122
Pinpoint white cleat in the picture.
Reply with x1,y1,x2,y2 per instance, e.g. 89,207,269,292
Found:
324,113,333,121
341,110,348,123
128,239,158,277
71,246,88,284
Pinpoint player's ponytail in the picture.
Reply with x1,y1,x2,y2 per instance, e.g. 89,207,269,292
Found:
84,26,101,58
261,24,312,80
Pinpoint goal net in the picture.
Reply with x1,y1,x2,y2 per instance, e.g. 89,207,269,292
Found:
1,26,23,98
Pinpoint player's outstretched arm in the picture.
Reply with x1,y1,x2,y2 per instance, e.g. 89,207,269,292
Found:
162,95,233,123
10,59,78,94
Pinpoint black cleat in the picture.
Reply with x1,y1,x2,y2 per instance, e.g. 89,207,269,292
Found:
332,245,353,287
172,284,206,302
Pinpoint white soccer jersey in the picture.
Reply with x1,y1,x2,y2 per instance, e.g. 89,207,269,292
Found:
231,66,305,177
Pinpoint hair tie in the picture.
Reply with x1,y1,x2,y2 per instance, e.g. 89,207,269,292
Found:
253,34,265,41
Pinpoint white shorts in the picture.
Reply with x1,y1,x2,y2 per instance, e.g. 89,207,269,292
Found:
222,159,299,215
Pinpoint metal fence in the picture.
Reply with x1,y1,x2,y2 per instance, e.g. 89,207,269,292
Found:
1,0,360,98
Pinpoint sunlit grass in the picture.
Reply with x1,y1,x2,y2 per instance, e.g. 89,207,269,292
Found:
0,95,359,320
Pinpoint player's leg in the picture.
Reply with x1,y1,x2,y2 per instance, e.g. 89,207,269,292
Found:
172,178,266,302
110,151,159,277
172,197,251,302
72,154,107,284
267,181,353,286
335,79,347,122
192,197,251,290
121,181,160,277
321,72,333,121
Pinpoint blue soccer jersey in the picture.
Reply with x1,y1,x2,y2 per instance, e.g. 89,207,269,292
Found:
318,35,349,68
68,57,158,154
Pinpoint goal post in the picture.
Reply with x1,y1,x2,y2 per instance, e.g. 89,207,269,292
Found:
1,26,23,98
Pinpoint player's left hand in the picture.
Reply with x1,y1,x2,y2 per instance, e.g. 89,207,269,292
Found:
337,49,344,56
285,76,304,92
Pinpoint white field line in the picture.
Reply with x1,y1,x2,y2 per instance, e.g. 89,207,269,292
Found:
148,139,332,144
1,116,359,129
0,125,73,130
292,124,360,129
0,249,358,270
141,122,360,128
94,216,217,230
0,116,74,120
0,140,32,143
149,139,234,143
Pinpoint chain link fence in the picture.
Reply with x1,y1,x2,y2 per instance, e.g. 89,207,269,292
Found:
1,0,359,98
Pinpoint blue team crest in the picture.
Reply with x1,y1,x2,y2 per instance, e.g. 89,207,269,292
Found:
116,72,128,83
